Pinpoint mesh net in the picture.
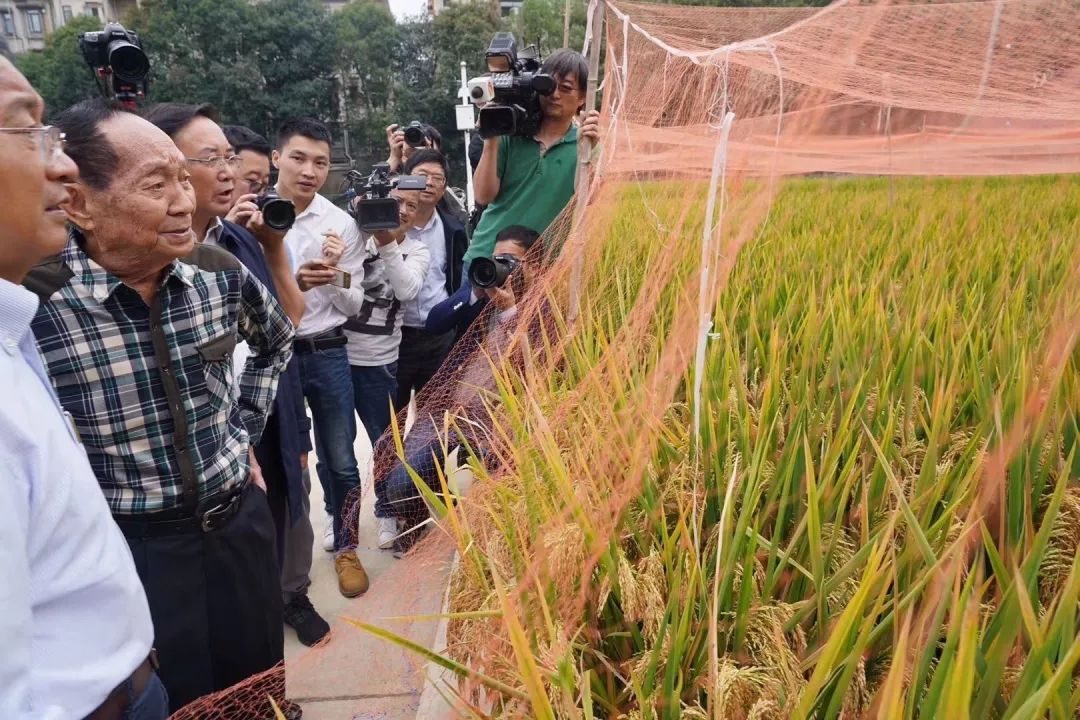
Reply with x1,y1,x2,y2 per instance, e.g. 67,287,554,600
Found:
177,0,1080,716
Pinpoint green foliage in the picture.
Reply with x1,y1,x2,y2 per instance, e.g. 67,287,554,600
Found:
515,0,588,54
17,15,103,117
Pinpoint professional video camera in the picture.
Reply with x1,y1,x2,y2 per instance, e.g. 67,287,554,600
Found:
470,32,555,139
343,163,428,232
79,22,150,107
469,253,522,290
254,187,295,231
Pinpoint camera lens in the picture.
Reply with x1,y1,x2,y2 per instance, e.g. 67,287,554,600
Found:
108,41,150,83
469,257,502,288
403,124,427,148
257,196,296,231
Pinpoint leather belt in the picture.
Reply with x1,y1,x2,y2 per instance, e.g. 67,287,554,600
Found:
294,327,347,353
83,652,156,720
114,484,247,538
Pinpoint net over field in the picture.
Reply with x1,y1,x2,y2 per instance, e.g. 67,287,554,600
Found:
176,0,1080,717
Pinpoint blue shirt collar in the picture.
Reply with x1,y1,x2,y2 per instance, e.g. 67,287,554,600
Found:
0,276,40,348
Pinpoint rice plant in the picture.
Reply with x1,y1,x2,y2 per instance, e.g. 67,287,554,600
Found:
386,175,1080,718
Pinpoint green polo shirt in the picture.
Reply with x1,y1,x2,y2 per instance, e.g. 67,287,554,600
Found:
463,125,578,265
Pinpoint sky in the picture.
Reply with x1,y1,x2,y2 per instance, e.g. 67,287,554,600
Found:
388,0,427,21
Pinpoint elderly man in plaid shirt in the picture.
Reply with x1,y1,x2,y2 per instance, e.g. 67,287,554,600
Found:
23,99,295,713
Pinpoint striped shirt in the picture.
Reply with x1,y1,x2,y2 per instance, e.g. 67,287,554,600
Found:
26,232,295,516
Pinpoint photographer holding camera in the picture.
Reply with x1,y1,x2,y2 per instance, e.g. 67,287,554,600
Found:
464,46,600,268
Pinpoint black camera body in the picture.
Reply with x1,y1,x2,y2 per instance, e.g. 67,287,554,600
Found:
477,33,555,139
79,22,150,106
469,253,522,290
344,163,428,232
402,121,428,148
255,188,295,231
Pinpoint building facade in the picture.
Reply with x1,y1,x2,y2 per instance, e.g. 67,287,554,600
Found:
0,0,124,52
428,0,521,18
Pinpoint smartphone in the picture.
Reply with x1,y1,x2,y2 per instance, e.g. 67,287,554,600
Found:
326,265,351,289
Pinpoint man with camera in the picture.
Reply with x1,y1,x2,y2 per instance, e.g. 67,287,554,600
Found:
344,184,429,464
389,150,468,432
26,99,294,711
465,47,600,267
274,117,371,597
378,224,539,554
0,41,168,720
225,124,273,198
145,104,330,649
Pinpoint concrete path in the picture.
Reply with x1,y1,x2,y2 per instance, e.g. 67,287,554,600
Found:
283,426,460,719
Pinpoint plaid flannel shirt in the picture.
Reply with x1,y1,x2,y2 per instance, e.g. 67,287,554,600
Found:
28,233,295,516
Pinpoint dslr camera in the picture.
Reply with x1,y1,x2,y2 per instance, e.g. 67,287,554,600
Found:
469,253,522,290
402,121,429,149
79,22,150,106
254,188,295,231
472,32,555,139
344,163,428,232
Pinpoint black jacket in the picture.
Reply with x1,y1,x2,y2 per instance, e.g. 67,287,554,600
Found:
438,204,469,297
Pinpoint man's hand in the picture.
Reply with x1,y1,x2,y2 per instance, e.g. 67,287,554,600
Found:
296,260,338,291
250,449,266,492
483,284,516,311
372,228,400,247
321,230,344,266
226,193,259,226
579,110,601,144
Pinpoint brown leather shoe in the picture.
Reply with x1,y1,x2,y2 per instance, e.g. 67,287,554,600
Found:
334,550,370,597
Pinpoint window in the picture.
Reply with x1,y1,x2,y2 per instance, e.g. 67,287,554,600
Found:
62,4,72,21
84,4,100,17
24,8,44,35
1,10,14,36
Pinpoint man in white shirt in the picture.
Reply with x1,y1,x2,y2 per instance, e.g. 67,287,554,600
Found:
341,187,430,549
0,45,166,719
395,149,469,409
275,117,370,598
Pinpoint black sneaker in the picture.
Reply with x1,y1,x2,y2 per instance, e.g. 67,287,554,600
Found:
283,593,330,646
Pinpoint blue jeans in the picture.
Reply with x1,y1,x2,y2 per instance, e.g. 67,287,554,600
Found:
124,671,169,720
298,345,360,551
351,361,398,449
379,425,477,522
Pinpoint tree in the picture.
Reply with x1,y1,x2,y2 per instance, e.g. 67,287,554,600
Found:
17,15,104,117
337,0,399,165
514,0,588,54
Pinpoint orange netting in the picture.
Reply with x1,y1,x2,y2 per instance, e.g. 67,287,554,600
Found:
176,0,1080,716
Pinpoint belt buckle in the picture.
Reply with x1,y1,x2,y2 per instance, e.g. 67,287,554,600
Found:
200,492,239,532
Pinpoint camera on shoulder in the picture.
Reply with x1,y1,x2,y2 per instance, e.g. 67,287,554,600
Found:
79,22,150,106
343,163,428,232
468,32,554,139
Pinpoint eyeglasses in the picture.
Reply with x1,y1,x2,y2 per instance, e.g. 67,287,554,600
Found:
186,154,243,171
0,125,66,162
246,179,268,194
417,173,446,185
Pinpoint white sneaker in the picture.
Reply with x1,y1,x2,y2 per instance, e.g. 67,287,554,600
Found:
376,516,399,550
322,513,335,552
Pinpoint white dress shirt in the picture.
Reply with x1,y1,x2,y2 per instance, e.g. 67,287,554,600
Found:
403,209,449,328
0,278,154,719
282,191,367,338
343,235,430,367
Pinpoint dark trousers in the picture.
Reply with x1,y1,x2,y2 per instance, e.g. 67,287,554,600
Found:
298,344,361,551
281,467,314,603
395,327,455,409
380,425,478,525
256,413,288,570
122,485,284,713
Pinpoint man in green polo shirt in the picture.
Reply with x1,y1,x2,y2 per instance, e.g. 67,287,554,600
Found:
465,48,601,267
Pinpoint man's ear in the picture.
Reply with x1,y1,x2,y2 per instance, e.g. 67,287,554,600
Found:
62,182,94,233
271,149,281,169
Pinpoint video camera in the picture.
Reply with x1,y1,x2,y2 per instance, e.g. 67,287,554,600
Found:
343,163,428,232
469,253,522,290
470,33,554,139
79,22,150,107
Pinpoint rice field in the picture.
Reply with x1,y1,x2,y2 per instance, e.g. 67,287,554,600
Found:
393,175,1080,718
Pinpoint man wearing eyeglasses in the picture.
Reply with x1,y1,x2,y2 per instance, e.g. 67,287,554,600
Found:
223,124,272,199
0,41,168,720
